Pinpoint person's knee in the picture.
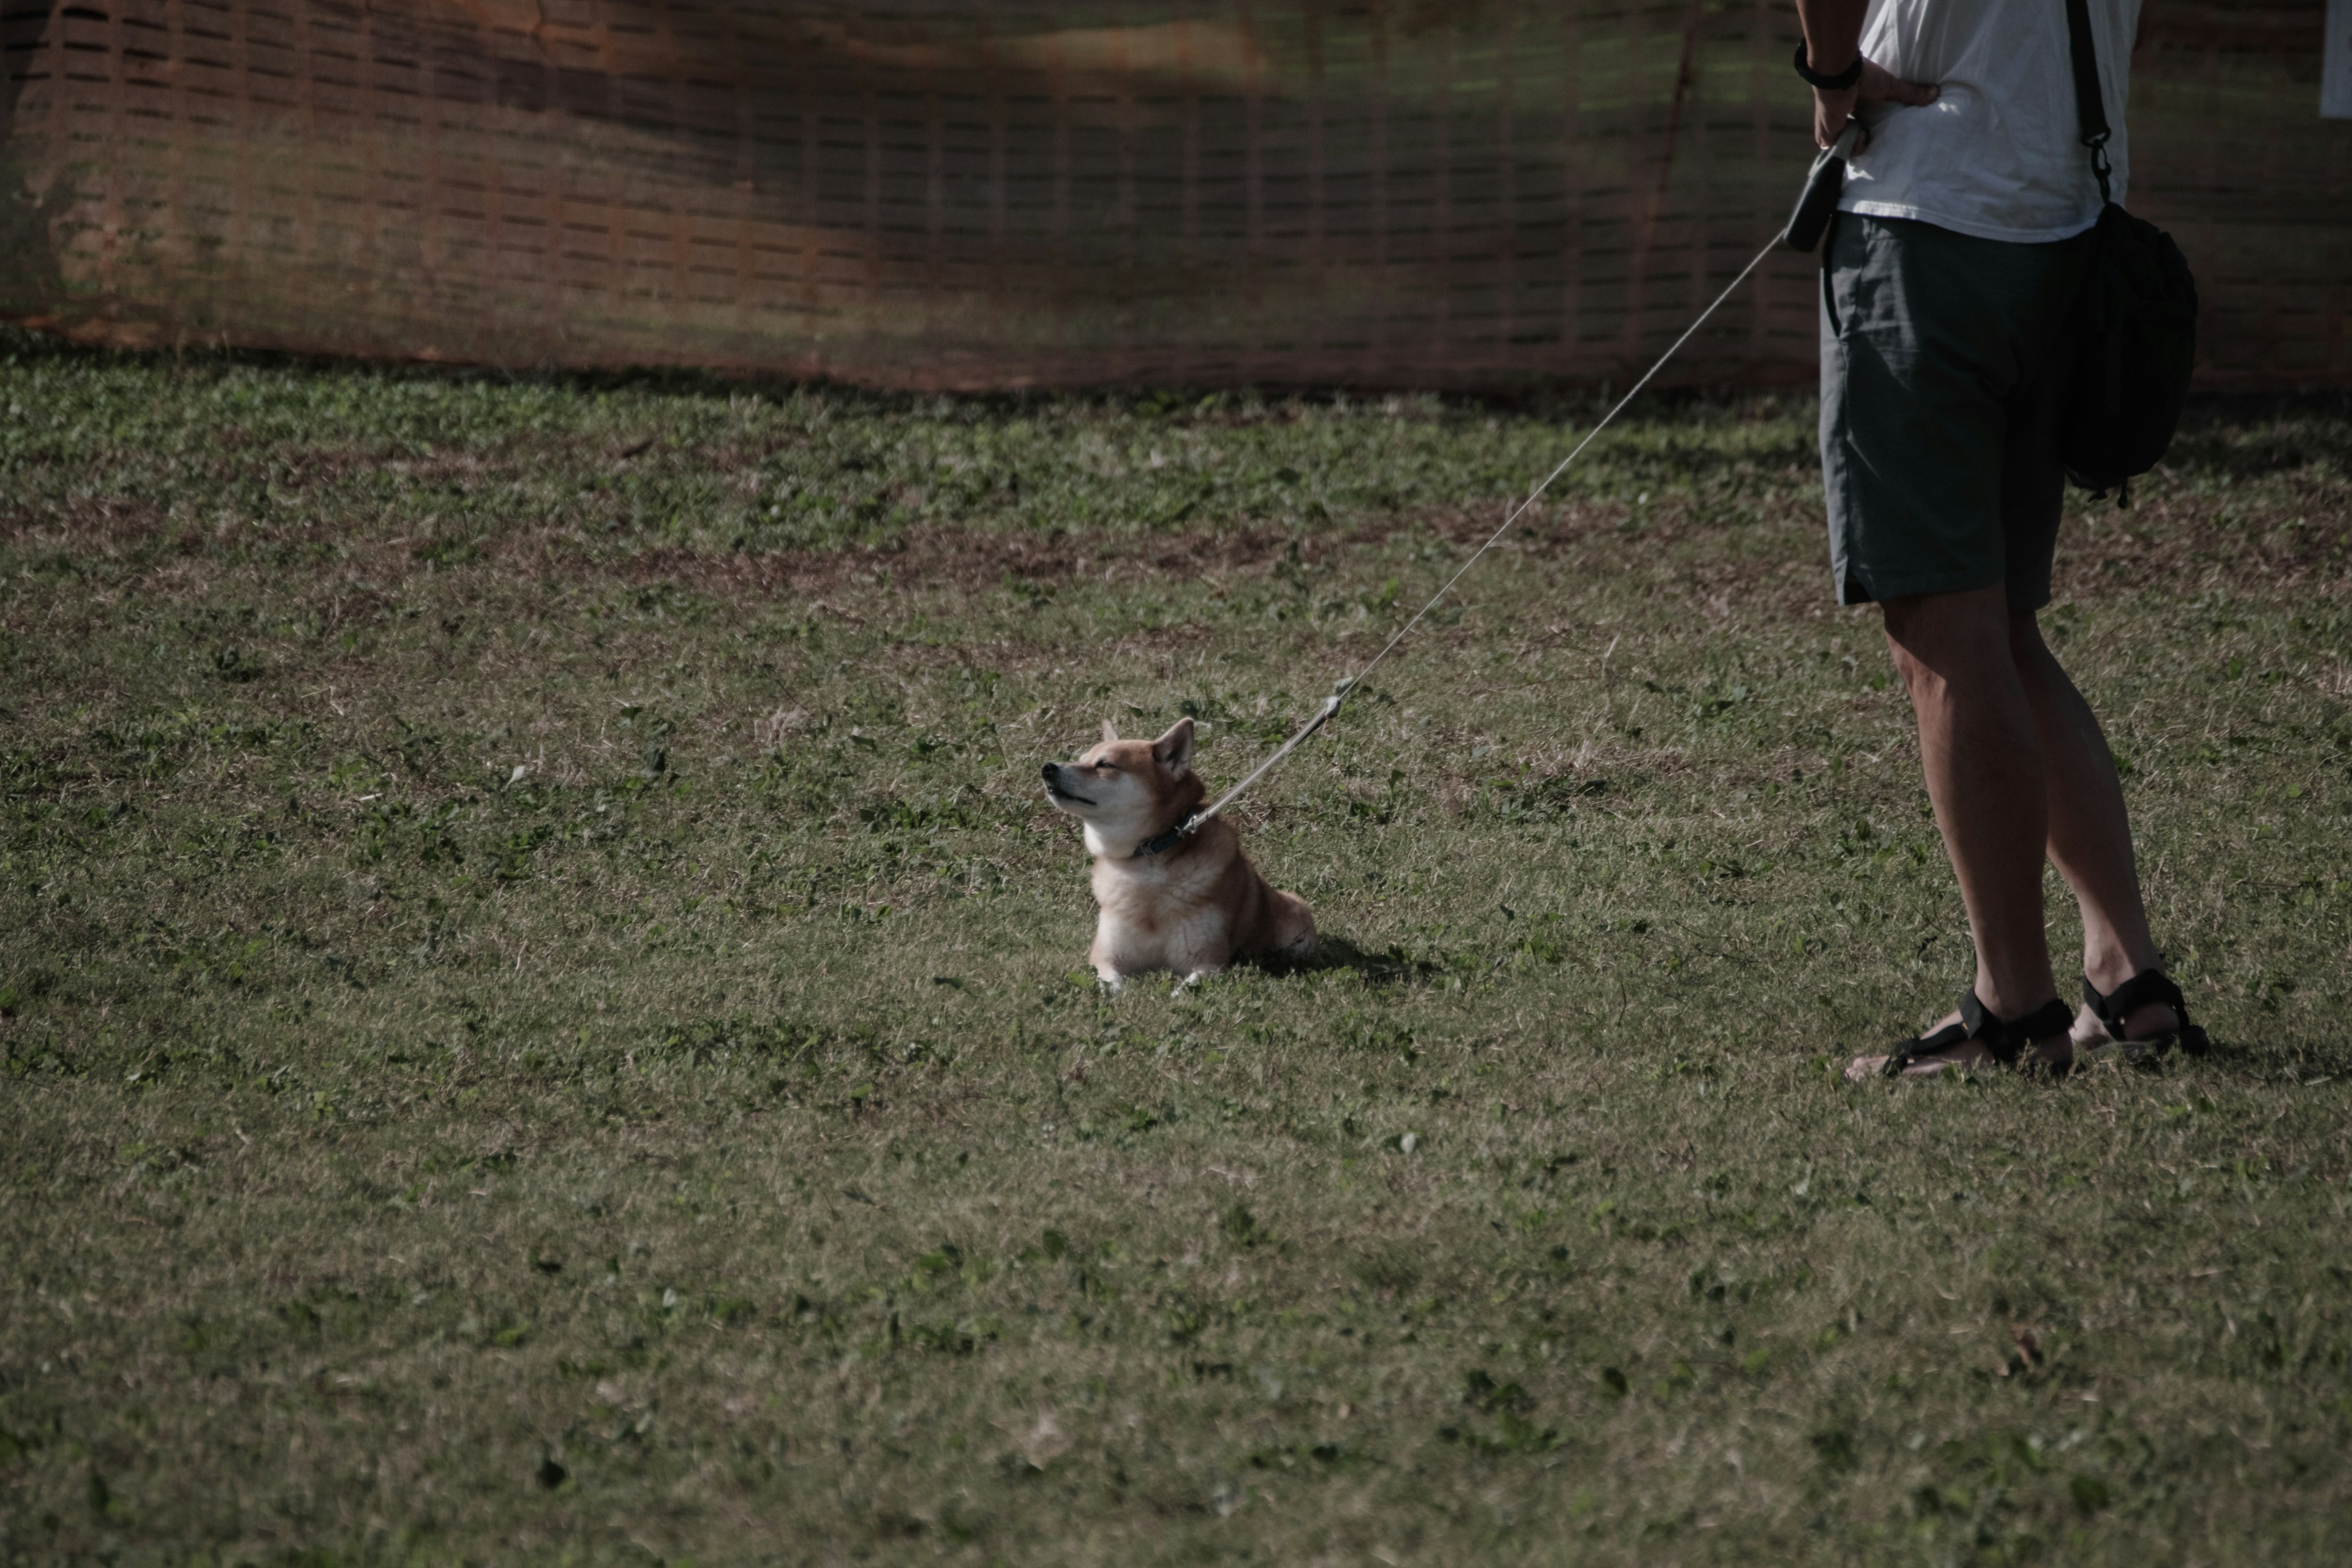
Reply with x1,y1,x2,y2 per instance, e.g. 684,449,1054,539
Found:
1882,633,1936,704
1881,586,2011,673
2005,609,2076,691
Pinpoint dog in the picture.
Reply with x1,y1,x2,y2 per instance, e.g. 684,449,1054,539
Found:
1041,717,1314,986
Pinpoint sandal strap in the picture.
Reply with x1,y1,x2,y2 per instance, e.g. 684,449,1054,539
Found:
1958,990,2076,1067
1880,1020,1969,1077
1879,992,2073,1076
2081,968,2188,1039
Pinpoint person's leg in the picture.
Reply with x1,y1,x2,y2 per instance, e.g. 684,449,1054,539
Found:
2007,612,2182,1041
1983,212,2182,1047
1879,586,2067,1030
1822,219,2080,1076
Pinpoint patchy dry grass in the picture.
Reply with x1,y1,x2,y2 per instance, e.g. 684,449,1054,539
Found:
2,332,2350,1566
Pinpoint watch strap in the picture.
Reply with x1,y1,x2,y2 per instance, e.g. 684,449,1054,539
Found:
1793,41,1865,92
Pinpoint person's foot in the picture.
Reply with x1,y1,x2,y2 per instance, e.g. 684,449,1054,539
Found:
1844,1006,2075,1082
2068,997,2183,1062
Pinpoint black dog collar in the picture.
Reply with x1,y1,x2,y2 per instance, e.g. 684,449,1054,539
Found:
1132,816,1198,859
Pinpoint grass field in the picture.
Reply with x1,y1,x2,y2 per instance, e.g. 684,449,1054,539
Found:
2,330,2349,1566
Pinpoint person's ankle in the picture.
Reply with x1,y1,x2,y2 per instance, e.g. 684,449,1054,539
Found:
1972,978,2062,1027
2082,944,2163,998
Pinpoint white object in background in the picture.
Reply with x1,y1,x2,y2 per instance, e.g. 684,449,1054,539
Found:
2327,0,2352,118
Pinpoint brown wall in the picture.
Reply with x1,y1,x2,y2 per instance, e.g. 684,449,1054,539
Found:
2,1,2344,389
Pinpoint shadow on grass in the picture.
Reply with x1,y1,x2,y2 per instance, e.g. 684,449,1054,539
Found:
1248,933,1442,987
2189,1031,2352,1082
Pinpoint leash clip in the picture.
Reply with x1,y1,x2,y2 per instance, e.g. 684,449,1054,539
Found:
1133,815,1199,859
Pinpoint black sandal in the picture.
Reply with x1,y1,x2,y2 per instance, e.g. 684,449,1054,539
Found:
2081,969,2209,1058
1878,990,2079,1079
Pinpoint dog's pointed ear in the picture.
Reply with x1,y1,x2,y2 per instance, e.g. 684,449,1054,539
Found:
1152,717,1196,774
1101,718,1120,744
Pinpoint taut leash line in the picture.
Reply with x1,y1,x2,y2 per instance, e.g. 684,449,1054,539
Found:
1317,237,1785,711
1139,120,1868,861
1137,233,1782,857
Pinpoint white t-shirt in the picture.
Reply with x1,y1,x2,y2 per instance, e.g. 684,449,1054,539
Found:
1837,0,2138,243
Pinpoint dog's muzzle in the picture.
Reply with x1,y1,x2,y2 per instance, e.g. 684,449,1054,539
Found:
1041,763,1094,805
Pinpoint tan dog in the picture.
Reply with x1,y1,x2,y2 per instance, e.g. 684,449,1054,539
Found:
1041,718,1315,986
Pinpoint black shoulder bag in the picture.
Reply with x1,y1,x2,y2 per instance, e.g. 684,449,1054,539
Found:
2059,0,2198,505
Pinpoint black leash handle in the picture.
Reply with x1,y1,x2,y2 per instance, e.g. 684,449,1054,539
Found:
1783,120,1861,252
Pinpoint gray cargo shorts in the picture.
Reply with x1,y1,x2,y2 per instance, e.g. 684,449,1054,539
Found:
1819,213,2094,611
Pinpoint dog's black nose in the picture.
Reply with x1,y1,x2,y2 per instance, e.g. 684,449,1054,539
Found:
1040,763,1057,782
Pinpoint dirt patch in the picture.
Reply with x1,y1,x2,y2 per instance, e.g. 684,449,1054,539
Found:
546,519,1327,600
1,496,173,554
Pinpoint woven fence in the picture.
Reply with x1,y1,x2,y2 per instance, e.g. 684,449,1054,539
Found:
2,1,2345,390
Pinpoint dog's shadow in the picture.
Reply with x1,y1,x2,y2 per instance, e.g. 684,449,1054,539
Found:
1246,934,1437,987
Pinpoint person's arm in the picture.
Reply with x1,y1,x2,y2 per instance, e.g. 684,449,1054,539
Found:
1795,0,1940,151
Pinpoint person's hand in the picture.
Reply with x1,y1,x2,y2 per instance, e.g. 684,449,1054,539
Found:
1812,57,1940,151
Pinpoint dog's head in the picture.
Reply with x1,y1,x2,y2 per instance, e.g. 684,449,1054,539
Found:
1042,718,1204,854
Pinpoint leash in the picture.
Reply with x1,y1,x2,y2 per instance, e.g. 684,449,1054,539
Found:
1136,128,1860,859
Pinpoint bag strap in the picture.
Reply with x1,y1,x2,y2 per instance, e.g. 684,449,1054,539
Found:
2062,0,2116,203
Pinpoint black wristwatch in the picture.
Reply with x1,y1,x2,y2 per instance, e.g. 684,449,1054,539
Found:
1793,42,1864,91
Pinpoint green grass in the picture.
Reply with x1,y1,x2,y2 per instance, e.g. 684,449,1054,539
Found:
2,330,2350,1566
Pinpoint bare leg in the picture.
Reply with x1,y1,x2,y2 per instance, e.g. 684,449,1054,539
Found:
1846,586,2071,1077
2008,613,2180,1042
1885,587,2064,1019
